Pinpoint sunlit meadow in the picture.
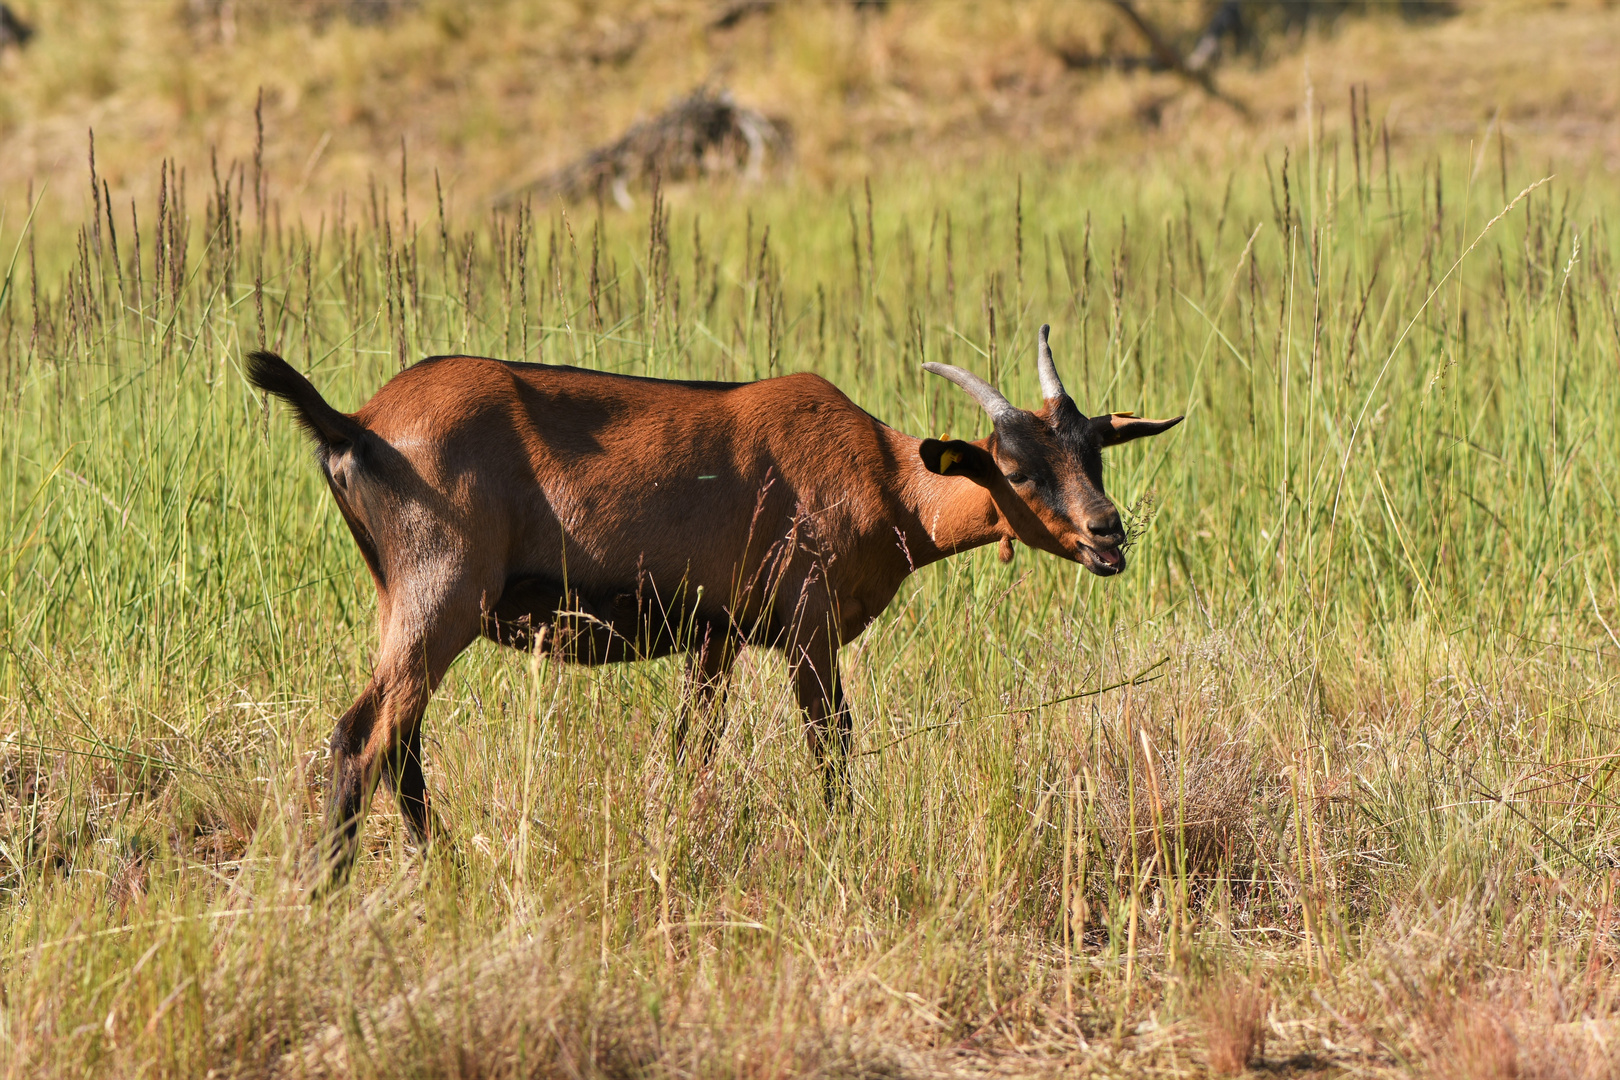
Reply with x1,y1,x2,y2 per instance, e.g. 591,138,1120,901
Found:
2,109,1619,1076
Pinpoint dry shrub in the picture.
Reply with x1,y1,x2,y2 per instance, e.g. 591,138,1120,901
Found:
1197,976,1269,1075
1087,715,1264,882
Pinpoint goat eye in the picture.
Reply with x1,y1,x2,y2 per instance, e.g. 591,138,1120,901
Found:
1005,471,1029,485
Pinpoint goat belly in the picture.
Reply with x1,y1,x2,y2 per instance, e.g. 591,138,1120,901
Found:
481,572,739,664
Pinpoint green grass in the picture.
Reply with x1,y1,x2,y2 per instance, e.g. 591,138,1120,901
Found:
1,116,1619,1078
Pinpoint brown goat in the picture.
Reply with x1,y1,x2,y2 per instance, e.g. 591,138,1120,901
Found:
247,324,1180,887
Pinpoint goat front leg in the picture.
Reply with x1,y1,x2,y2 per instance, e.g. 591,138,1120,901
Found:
788,627,853,809
379,715,439,848
673,620,738,767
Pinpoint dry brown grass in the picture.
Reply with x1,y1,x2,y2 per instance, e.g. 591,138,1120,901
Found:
1430,1002,1520,1080
1414,979,1620,1080
1198,975,1270,1075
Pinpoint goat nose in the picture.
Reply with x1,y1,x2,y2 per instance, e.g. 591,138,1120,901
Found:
1088,511,1124,540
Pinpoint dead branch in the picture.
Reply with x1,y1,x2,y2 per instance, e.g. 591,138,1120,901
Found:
1104,0,1251,118
497,87,789,209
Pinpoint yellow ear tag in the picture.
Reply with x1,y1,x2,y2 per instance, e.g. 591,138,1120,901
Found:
1115,411,1137,418
939,448,961,473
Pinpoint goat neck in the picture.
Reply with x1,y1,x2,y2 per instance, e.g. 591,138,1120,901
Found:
884,428,1012,568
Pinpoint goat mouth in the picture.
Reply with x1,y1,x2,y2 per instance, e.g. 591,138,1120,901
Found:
1078,542,1126,576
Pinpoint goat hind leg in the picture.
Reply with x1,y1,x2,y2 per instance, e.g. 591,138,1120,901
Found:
315,602,477,890
312,681,383,892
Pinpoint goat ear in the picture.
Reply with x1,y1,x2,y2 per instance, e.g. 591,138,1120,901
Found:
920,438,996,479
1090,412,1184,447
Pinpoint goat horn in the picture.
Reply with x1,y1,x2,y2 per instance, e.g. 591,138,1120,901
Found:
922,362,1016,422
1036,323,1066,402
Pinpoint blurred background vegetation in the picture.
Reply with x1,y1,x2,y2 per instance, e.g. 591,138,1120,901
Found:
0,0,1616,232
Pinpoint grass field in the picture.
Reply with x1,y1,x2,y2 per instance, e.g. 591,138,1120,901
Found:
2,100,1620,1077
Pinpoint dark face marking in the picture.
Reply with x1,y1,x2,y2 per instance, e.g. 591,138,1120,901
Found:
989,402,1130,576
918,336,1183,576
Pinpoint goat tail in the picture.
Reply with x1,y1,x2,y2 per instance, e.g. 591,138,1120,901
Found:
246,351,371,451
